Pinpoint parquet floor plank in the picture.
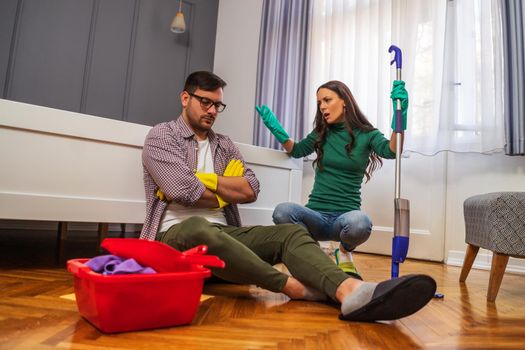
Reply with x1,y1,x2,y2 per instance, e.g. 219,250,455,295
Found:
1,229,524,349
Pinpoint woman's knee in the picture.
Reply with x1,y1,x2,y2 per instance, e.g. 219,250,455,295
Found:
339,211,373,249
272,202,297,224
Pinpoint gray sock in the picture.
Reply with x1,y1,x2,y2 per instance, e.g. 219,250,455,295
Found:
341,282,378,315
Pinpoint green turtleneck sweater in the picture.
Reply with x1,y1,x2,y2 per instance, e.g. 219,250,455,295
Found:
290,123,396,212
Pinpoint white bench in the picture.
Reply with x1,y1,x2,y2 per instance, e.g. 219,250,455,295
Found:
0,99,303,244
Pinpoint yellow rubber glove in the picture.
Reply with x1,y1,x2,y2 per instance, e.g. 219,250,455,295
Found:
156,189,167,202
215,193,228,209
210,159,245,210
195,172,218,192
195,172,228,209
223,159,244,177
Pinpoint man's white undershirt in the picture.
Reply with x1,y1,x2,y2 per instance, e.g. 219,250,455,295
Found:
159,138,227,232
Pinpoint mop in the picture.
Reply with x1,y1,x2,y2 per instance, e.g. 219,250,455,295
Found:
389,45,444,298
389,45,410,279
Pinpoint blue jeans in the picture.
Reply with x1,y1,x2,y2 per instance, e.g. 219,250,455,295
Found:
272,202,373,252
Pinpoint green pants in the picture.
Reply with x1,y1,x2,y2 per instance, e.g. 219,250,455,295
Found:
156,216,349,300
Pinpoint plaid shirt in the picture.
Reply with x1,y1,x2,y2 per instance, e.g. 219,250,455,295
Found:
140,117,260,240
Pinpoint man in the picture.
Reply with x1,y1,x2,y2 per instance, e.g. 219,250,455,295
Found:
140,71,436,322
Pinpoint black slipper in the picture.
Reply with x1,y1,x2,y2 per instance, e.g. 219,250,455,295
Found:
340,274,436,322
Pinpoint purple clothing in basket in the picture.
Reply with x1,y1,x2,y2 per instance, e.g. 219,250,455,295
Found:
86,255,156,275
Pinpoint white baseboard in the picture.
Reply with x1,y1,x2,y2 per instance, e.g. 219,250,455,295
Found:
447,250,525,275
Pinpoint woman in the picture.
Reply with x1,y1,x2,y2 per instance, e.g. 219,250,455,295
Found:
256,80,408,279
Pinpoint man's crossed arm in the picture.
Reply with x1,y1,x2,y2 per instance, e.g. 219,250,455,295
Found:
157,159,256,209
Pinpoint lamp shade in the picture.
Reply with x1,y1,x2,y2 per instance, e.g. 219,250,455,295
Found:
170,12,186,33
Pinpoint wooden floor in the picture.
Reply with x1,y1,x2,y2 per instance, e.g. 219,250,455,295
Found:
1,228,525,350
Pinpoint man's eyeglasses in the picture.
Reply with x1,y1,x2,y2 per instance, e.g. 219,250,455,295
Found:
188,92,226,113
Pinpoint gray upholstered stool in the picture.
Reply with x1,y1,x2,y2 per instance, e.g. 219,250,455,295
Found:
459,192,525,301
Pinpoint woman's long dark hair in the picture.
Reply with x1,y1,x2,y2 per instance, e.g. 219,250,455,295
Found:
313,80,383,182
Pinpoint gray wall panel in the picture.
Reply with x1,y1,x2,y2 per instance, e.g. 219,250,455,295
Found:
185,0,219,72
0,0,20,97
7,0,94,111
125,0,191,125
126,0,219,126
83,0,136,120
0,0,219,126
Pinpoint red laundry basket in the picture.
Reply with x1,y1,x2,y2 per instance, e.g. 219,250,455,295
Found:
67,238,225,333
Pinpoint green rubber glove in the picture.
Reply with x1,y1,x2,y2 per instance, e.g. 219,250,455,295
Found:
390,80,409,131
255,105,290,143
195,173,218,192
223,159,244,177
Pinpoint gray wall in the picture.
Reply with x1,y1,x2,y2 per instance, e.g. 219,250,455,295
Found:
0,0,219,126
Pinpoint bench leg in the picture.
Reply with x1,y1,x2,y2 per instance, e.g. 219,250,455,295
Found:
56,222,68,264
487,252,509,302
459,244,479,282
97,223,109,252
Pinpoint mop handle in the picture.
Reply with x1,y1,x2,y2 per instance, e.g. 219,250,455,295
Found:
389,45,403,199
389,45,403,129
389,45,403,69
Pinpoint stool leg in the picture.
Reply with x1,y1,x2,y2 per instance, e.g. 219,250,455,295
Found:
487,252,509,302
459,244,480,282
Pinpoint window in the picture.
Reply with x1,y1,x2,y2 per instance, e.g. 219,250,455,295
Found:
307,0,504,154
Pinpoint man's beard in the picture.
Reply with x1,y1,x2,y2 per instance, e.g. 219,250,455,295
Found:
188,111,214,132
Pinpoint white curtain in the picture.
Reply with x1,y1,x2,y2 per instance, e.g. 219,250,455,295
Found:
307,0,505,155
307,0,393,133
